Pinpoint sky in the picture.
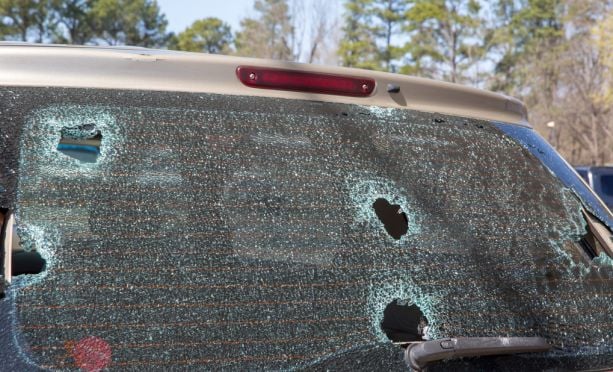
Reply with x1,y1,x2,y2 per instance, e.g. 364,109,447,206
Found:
157,0,343,35
157,0,266,34
156,0,343,64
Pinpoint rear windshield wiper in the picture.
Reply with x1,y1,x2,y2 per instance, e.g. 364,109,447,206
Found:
405,337,552,371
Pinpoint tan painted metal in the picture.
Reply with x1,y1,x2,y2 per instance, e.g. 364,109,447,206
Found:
0,42,530,127
583,210,613,258
3,214,13,284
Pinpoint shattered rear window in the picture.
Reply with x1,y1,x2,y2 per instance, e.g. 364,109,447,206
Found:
0,87,612,370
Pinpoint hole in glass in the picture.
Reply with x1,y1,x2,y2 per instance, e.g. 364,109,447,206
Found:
372,198,408,240
57,124,102,163
12,250,46,276
381,299,428,345
1,211,47,279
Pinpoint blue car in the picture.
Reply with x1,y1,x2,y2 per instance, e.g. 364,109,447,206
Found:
576,166,613,209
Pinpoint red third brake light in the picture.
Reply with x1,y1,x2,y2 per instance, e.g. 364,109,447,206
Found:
236,66,376,97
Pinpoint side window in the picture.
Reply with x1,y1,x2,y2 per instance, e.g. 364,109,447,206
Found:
601,175,613,196
595,173,613,208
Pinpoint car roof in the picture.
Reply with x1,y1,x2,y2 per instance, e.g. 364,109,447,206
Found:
0,42,529,127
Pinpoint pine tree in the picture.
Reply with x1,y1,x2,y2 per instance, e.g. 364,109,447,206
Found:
0,0,58,42
338,0,380,70
402,0,484,83
170,18,232,54
489,0,565,92
234,0,293,60
89,0,169,47
53,0,93,44
374,0,409,72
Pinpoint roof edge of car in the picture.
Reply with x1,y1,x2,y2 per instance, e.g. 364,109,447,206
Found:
0,42,530,127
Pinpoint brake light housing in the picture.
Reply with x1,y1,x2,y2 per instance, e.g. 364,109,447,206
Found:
236,66,376,97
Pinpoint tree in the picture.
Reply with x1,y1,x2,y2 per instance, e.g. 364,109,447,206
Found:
402,0,485,83
557,34,611,165
338,0,410,72
88,0,169,47
338,0,380,70
374,0,409,72
485,0,522,91
52,0,93,44
170,17,232,54
491,0,613,165
291,0,338,64
489,0,565,93
235,0,293,60
0,0,58,42
0,0,172,47
594,5,613,106
558,0,613,165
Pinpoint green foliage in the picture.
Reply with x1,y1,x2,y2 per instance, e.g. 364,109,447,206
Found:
402,0,484,83
53,0,93,44
339,0,483,77
489,0,613,165
373,0,409,72
488,0,567,92
510,0,565,48
338,0,409,71
0,0,169,47
594,8,613,105
89,0,169,47
169,17,232,54
0,0,58,42
234,0,293,60
338,0,380,70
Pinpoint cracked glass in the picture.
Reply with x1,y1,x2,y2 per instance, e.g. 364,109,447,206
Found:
0,87,612,371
